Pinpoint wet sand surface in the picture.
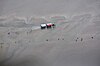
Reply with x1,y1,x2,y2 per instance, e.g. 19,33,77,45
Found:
0,0,100,66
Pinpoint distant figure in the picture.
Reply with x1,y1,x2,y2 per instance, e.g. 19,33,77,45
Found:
15,41,16,43
8,32,10,35
27,32,28,34
91,37,93,39
27,30,32,34
58,38,59,40
46,39,48,41
52,23,56,28
77,37,79,39
81,38,83,41
76,39,77,42
0,43,4,48
62,38,64,40
1,45,2,48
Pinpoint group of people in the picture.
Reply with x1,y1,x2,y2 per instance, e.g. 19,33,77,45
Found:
45,36,94,42
75,37,94,42
46,38,64,41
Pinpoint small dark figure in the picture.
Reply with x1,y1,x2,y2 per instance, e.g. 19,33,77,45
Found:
91,37,93,39
81,38,83,41
46,39,48,41
1,45,2,48
52,24,56,28
29,30,32,33
58,38,59,40
0,43,4,48
76,39,77,42
15,41,16,43
62,38,64,40
15,32,19,35
8,32,10,35
77,37,79,39
27,32,28,34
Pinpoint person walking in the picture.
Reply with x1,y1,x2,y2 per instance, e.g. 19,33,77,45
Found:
81,38,83,41
76,39,77,42
91,37,93,39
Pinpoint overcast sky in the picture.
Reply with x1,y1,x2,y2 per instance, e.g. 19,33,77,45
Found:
0,0,100,16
